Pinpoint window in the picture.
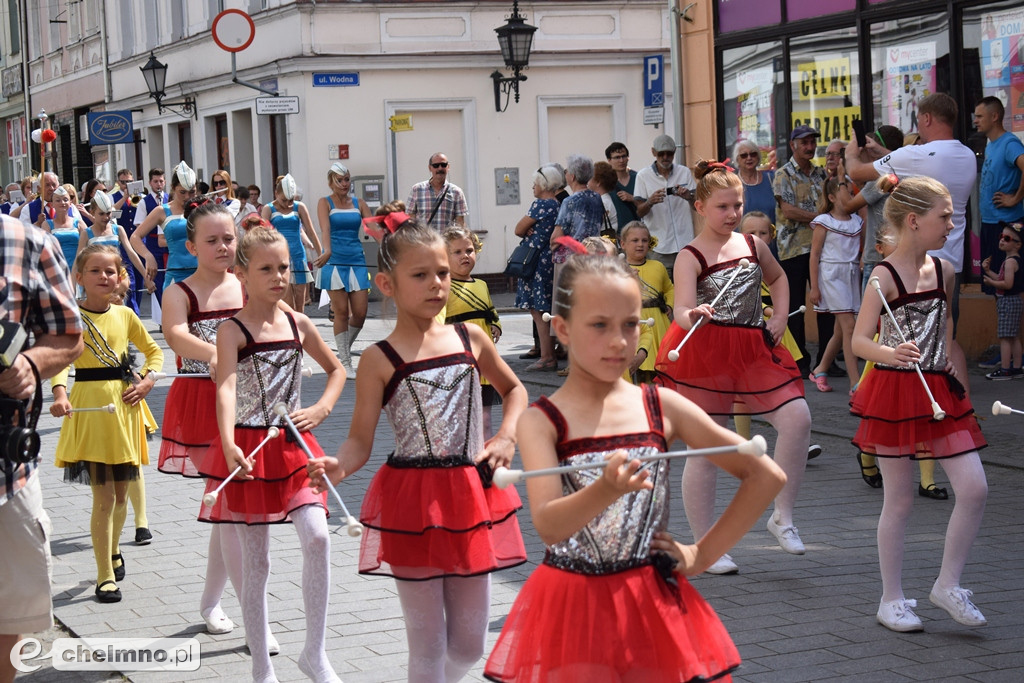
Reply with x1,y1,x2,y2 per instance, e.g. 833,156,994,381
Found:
8,0,20,55
722,42,783,163
790,26,860,160
119,0,135,57
869,13,949,134
269,115,288,180
177,123,193,168
215,115,230,173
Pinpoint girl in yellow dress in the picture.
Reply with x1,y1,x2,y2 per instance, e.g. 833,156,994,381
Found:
621,222,673,384
49,245,164,603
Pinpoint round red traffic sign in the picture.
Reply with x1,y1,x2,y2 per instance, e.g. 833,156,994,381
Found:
212,9,255,53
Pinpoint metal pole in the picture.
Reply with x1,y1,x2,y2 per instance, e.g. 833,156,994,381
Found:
390,127,398,202
669,0,686,165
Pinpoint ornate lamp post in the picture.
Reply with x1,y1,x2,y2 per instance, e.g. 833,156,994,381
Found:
490,1,537,113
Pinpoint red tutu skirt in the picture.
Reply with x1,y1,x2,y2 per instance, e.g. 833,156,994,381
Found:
655,321,804,416
359,462,527,580
198,426,327,524
158,378,217,477
484,563,740,683
850,368,986,459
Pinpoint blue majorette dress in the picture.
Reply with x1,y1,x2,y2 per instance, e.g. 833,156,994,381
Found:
358,323,526,580
197,312,328,524
318,196,370,292
851,258,986,458
158,281,240,477
655,234,804,416
269,202,312,285
485,384,741,682
159,205,198,286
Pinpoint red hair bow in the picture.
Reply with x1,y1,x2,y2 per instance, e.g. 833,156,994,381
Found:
554,236,588,254
708,159,734,172
362,212,410,240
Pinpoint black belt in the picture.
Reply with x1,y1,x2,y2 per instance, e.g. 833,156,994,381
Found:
75,367,130,382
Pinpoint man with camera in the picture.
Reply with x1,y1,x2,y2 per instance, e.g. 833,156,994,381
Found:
0,214,83,683
635,134,697,276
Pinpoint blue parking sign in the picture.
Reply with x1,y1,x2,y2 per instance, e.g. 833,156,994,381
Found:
644,55,664,107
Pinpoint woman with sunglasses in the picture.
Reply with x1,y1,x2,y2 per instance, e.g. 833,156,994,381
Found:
208,170,241,217
733,139,776,225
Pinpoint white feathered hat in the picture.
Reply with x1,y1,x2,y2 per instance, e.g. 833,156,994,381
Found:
91,189,114,213
280,173,298,200
173,161,197,191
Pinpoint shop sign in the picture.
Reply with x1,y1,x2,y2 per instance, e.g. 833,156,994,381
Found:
87,111,134,145
2,66,23,97
797,57,851,101
791,106,860,144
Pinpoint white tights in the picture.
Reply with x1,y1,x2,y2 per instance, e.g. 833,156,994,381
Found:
396,574,491,683
199,524,243,624
241,505,334,683
682,399,811,539
876,452,987,602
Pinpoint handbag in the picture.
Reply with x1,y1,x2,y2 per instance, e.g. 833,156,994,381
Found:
504,241,540,279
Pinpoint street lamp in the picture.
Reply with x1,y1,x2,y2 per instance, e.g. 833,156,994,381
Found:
140,52,197,119
490,1,537,113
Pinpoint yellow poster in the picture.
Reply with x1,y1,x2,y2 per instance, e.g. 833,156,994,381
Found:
797,58,852,100
791,107,861,143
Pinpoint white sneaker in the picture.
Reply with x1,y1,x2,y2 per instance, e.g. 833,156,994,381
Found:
705,554,739,575
929,585,987,626
767,513,805,555
877,598,924,632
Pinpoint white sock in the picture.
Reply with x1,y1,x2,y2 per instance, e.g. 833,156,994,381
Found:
291,505,337,681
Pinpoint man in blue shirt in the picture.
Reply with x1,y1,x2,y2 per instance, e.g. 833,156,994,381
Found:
974,96,1024,294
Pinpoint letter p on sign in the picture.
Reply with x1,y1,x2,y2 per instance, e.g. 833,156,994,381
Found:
644,55,664,107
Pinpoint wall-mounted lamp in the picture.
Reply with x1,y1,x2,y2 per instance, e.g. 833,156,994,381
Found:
490,1,537,113
140,52,197,120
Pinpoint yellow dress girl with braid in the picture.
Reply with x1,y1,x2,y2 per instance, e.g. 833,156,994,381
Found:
621,222,674,384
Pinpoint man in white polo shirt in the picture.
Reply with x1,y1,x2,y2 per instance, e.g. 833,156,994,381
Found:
634,134,696,277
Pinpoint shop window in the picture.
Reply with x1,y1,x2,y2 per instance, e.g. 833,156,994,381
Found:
963,1,1024,137
722,42,783,164
869,13,949,135
790,26,860,161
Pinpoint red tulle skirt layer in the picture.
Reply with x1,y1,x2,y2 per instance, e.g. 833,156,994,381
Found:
655,321,804,416
850,368,986,459
484,563,740,683
198,427,327,524
158,378,217,477
359,463,527,580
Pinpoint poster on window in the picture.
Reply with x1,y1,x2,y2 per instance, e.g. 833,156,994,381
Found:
735,66,774,157
882,42,936,134
982,9,1024,134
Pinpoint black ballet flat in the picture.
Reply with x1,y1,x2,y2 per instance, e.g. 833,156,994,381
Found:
112,553,125,581
919,483,948,500
95,580,122,603
858,454,883,489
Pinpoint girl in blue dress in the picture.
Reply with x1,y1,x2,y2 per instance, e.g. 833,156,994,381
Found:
261,173,322,312
314,162,371,373
45,186,82,271
78,190,147,288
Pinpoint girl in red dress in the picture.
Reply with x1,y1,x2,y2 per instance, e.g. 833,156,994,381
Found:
484,252,785,682
198,226,345,682
309,204,528,681
851,175,987,633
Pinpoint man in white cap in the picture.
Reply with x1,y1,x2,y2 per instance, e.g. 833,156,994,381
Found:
634,134,696,276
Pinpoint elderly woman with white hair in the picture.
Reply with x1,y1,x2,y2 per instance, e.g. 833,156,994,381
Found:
733,139,776,224
314,162,371,373
513,165,563,371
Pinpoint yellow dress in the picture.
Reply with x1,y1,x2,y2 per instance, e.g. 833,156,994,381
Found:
761,282,802,362
53,304,164,471
624,323,655,382
628,259,673,372
445,277,500,386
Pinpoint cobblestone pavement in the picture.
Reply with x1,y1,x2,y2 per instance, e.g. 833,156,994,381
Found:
15,297,1024,682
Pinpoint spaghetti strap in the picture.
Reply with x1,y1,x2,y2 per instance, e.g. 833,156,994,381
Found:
641,384,665,436
326,197,335,211
175,281,200,314
683,244,708,271
374,340,405,369
285,311,300,340
932,256,945,293
877,261,907,297
227,317,255,345
744,233,758,259
454,322,473,352
533,396,569,444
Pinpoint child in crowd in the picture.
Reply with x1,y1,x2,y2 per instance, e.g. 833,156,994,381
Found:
158,201,247,635
49,245,164,603
980,221,1024,380
621,221,673,384
444,226,502,436
309,205,528,681
656,160,812,574
484,251,785,681
851,175,987,632
808,177,863,395
197,226,345,681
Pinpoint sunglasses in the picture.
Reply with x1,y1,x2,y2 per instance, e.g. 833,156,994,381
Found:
999,234,1021,243
737,152,758,159
213,179,227,187
431,162,449,169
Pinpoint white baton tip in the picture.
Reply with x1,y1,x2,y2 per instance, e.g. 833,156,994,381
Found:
737,435,767,456
641,317,655,326
491,466,519,490
739,258,751,269
105,403,116,413
931,403,946,421
992,400,1003,416
345,517,364,537
272,402,289,417
799,305,806,313
301,366,313,377
542,312,553,322
667,349,680,362
202,492,218,507
267,426,280,439
869,276,882,291
152,371,168,381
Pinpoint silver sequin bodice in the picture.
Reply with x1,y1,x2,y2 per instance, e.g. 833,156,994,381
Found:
383,354,484,465
180,311,238,374
233,319,303,427
696,259,764,327
877,291,947,371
